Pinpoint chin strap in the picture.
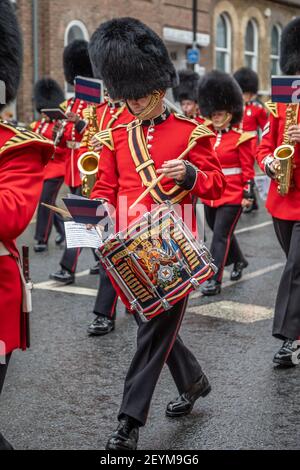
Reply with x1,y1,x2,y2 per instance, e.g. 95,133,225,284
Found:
126,91,162,120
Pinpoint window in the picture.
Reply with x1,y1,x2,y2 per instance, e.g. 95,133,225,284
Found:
244,19,258,71
215,14,232,73
64,21,89,94
270,24,281,75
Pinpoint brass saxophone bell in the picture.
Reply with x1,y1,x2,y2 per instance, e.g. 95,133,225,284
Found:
78,151,100,198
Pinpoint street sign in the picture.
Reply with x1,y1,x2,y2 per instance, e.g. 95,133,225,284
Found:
187,47,200,64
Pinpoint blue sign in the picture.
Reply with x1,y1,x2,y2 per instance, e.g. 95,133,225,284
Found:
187,48,200,64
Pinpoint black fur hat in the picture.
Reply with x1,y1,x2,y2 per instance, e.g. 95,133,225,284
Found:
172,70,200,103
89,17,178,100
280,17,300,75
233,67,258,94
33,78,65,112
0,0,23,112
63,40,93,85
198,70,243,125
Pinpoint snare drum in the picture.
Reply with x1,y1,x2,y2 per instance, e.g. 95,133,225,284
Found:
98,205,216,322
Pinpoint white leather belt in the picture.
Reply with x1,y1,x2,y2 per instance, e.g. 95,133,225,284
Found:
222,167,242,176
0,242,9,256
66,141,81,150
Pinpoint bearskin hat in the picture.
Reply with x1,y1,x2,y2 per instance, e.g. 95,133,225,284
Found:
172,70,200,103
198,70,243,125
233,67,258,94
89,17,178,100
33,78,65,113
63,40,93,85
280,17,300,75
0,0,23,112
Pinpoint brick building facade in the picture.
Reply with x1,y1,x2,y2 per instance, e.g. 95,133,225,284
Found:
11,0,300,122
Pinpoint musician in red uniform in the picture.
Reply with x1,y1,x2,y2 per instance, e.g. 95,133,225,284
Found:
198,71,255,296
0,0,54,450
78,100,134,336
89,17,226,450
233,67,268,213
256,18,300,366
31,78,66,252
50,40,94,284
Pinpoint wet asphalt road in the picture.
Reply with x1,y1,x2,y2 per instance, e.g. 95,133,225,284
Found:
1,199,299,450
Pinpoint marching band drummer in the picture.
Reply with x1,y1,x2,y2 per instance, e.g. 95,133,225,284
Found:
31,78,66,253
88,17,226,450
199,71,255,296
0,0,54,450
256,18,300,367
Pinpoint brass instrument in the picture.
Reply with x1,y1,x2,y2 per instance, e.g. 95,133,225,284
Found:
274,103,298,196
77,105,100,197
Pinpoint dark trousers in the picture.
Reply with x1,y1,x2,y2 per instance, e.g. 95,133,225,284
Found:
34,177,65,243
118,297,203,426
0,354,11,395
272,217,300,340
93,264,118,319
204,205,245,283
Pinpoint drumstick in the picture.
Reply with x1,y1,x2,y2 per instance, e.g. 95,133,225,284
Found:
41,203,71,218
129,140,197,210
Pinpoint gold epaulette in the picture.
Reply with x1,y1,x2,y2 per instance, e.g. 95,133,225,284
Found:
0,122,52,155
29,121,37,130
236,130,256,146
82,106,91,121
265,101,278,118
189,124,215,145
59,100,68,112
94,128,115,151
173,112,199,126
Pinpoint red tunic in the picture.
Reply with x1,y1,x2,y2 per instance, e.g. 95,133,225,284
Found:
0,122,53,354
242,100,268,133
201,128,255,207
31,120,65,180
92,113,225,227
256,102,300,221
59,98,88,188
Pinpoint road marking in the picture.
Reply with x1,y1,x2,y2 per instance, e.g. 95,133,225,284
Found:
191,262,285,298
235,220,273,234
189,300,273,323
34,284,97,297
35,269,91,289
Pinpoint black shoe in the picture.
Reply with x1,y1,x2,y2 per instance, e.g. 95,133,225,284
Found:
230,260,248,281
243,196,259,214
87,316,115,336
201,279,221,296
89,261,100,275
55,234,65,246
106,417,139,451
273,339,300,367
34,242,48,253
49,269,75,285
166,374,211,418
0,433,14,450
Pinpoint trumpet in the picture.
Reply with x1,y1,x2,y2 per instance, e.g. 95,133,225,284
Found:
274,103,298,196
77,105,100,197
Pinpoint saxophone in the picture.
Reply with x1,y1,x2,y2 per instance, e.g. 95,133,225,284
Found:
274,103,299,196
77,106,100,197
